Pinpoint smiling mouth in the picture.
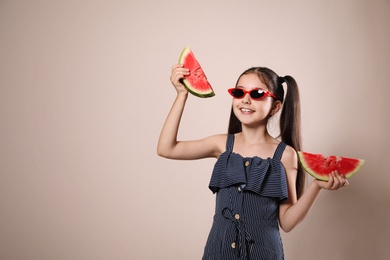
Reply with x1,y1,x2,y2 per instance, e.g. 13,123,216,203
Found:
240,108,254,113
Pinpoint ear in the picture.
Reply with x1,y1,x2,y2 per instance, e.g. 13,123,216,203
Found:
270,100,282,116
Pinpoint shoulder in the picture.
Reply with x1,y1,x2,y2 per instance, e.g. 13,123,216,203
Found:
280,144,298,172
203,134,228,158
204,133,228,143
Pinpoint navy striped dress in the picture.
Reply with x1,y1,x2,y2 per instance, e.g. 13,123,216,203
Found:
202,134,288,260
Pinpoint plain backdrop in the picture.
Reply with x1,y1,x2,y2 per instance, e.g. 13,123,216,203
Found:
1,0,389,259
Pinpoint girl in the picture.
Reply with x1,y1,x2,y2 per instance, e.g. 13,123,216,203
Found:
157,64,348,260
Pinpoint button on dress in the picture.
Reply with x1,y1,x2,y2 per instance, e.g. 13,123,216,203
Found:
202,134,288,260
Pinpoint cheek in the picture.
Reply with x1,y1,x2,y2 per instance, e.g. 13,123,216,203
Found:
231,98,241,108
255,100,273,110
231,100,241,116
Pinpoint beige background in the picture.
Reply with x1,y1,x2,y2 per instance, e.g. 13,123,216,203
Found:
1,0,389,259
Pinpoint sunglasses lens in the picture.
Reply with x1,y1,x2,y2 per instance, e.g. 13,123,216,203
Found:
250,90,265,100
230,89,245,98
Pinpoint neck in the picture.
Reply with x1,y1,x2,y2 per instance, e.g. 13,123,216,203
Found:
239,125,274,145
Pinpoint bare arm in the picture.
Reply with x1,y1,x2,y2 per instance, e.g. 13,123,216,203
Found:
157,64,224,160
278,147,349,232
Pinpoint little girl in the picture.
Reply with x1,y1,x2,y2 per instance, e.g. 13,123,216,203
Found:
158,64,348,260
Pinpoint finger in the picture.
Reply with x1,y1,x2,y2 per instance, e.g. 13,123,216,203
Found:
334,171,348,188
326,173,334,189
332,171,341,188
179,68,190,76
330,172,338,190
171,68,189,79
172,64,190,75
170,69,188,84
172,64,183,71
329,172,340,190
344,178,349,187
335,172,344,189
334,171,344,188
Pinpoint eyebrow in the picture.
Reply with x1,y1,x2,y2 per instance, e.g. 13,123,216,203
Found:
236,86,265,90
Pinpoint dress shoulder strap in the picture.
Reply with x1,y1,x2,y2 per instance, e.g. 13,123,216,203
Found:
273,142,286,160
226,134,235,152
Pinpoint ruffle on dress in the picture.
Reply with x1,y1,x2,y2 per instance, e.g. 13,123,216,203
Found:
209,151,288,201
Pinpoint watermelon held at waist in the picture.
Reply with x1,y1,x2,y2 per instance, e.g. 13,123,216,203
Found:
297,151,365,181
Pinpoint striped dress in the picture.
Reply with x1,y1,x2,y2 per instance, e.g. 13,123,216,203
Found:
202,134,288,260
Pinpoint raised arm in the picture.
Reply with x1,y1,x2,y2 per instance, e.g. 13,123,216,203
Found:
157,64,224,160
278,147,349,232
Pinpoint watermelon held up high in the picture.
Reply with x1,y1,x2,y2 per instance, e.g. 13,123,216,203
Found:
297,151,365,181
178,46,215,98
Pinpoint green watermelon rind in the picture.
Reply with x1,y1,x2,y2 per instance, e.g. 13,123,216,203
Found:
178,46,215,98
180,78,216,98
297,151,365,181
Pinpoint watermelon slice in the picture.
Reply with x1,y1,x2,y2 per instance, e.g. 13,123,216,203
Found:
178,46,215,98
297,151,365,181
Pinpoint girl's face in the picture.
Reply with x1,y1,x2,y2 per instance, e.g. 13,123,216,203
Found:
232,73,277,127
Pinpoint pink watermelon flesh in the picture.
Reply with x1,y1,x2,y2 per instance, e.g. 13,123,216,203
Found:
178,46,215,98
298,151,365,181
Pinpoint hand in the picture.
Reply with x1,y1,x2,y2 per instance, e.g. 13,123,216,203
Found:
170,64,190,94
315,171,349,190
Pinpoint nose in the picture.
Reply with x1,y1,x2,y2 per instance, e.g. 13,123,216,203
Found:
241,93,251,104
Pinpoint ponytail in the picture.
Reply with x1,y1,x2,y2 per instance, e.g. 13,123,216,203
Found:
227,67,305,198
279,76,305,198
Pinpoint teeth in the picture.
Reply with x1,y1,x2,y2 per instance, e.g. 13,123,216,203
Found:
241,108,252,112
